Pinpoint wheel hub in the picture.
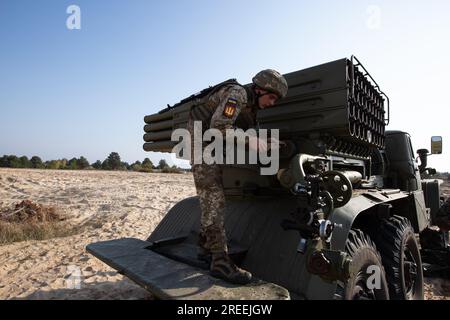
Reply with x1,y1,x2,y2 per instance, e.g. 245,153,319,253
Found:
403,247,418,298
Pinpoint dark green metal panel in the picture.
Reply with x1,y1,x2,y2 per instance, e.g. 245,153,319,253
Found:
421,179,441,223
87,238,290,300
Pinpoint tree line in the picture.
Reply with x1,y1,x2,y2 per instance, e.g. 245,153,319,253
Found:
0,152,184,173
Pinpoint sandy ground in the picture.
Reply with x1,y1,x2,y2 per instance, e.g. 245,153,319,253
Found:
0,168,449,300
0,168,196,300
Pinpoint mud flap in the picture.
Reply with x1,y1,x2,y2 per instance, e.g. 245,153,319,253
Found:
86,238,290,300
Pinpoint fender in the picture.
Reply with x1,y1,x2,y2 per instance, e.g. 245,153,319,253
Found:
330,190,410,251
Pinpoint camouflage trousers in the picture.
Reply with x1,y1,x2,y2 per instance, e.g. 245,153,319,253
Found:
192,163,228,253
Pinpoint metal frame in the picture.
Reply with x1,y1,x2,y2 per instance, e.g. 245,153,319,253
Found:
351,55,390,125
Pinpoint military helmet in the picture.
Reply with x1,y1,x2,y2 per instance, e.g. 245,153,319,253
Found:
252,69,288,98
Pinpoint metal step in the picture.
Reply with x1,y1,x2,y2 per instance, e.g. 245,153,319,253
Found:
86,238,290,300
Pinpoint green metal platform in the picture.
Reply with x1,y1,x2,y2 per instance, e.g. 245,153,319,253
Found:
86,238,290,300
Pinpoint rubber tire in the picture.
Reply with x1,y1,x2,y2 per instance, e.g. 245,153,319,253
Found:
336,229,390,300
374,216,424,300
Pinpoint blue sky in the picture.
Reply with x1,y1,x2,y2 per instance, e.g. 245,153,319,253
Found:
0,0,449,170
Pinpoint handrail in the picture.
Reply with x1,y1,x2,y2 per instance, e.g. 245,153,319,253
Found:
351,55,390,125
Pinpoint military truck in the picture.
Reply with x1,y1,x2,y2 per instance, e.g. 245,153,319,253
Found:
87,56,449,300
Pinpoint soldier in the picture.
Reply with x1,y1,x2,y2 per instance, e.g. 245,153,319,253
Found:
187,70,288,284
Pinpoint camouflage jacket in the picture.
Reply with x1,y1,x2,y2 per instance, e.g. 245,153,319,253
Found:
189,83,258,134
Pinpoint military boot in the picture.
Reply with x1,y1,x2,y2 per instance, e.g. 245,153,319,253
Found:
210,252,252,285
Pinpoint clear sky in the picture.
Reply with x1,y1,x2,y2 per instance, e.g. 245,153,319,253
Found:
0,0,449,171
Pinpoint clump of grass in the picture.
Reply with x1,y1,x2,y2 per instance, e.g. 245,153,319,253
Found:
161,166,183,174
0,200,78,245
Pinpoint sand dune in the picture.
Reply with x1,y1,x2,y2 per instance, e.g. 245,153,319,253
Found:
0,168,448,300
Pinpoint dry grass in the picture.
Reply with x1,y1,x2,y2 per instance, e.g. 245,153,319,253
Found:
0,200,78,245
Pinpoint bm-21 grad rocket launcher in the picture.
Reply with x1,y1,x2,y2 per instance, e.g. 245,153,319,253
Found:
88,56,447,300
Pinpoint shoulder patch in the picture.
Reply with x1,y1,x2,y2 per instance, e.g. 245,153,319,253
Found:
223,98,237,118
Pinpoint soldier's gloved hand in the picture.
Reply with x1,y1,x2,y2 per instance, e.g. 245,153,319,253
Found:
248,136,268,152
267,137,286,151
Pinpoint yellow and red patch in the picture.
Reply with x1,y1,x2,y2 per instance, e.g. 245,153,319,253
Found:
223,98,237,118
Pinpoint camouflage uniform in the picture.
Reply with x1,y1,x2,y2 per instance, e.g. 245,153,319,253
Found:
188,84,256,253
188,70,287,284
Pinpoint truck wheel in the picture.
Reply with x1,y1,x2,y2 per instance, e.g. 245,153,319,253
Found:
336,229,390,300
375,216,424,300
